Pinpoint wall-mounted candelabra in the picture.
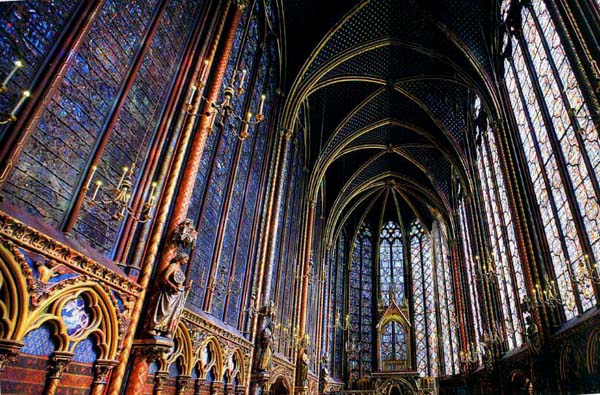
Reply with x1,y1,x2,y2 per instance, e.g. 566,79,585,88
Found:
474,255,496,282
289,329,310,352
345,336,359,353
85,163,158,223
198,265,242,297
1,60,31,125
189,61,266,140
525,281,564,309
459,342,481,365
329,312,350,331
293,259,323,285
482,323,504,346
573,254,600,287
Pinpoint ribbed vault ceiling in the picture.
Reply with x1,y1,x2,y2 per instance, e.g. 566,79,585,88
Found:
281,0,497,238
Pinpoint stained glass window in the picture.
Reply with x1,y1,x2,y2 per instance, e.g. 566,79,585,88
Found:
0,1,82,140
503,0,599,319
410,220,437,377
381,321,407,371
475,119,525,349
4,0,161,228
200,13,260,318
333,233,345,378
434,222,460,375
349,224,373,381
379,221,404,305
2,0,207,260
459,199,483,366
74,0,204,254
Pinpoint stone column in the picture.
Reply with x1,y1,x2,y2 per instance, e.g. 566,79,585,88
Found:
178,374,192,395
250,129,293,395
153,371,169,395
124,339,172,395
0,340,22,375
212,381,225,395
195,378,211,395
44,351,73,395
106,3,234,394
90,359,118,395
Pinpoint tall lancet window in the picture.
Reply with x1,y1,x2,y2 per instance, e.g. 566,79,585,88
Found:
503,0,599,318
433,222,460,376
410,221,437,377
349,224,373,381
379,221,405,305
474,96,526,350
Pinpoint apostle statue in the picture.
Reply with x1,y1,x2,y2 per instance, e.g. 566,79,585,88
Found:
256,304,275,372
146,253,189,337
319,355,329,394
297,347,309,388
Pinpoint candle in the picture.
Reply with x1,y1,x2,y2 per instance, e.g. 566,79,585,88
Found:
117,166,129,189
208,110,217,131
92,180,102,200
238,69,247,90
148,181,158,205
200,59,210,81
258,94,266,116
187,85,197,106
10,90,30,116
2,60,23,86
86,165,97,189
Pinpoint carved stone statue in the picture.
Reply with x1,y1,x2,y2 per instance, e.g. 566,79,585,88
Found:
255,304,275,372
146,253,189,337
319,355,329,394
297,348,309,388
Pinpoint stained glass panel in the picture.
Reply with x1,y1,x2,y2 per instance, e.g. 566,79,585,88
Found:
379,221,404,305
4,0,160,227
381,321,407,371
0,1,81,140
75,0,204,255
349,225,373,380
411,221,437,377
504,0,600,317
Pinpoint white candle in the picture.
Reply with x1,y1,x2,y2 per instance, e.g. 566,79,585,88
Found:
200,59,210,81
238,69,247,89
208,110,217,130
92,180,102,200
187,85,197,106
149,181,157,205
2,60,23,86
10,90,30,116
117,166,128,189
86,165,97,189
258,94,266,116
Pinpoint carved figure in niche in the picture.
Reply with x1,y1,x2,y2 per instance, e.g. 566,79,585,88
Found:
524,315,542,353
320,355,329,378
256,304,275,372
298,347,309,387
145,253,189,337
319,355,329,394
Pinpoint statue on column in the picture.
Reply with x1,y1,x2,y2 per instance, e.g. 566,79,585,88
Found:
297,347,309,388
319,355,329,394
145,253,189,337
255,304,275,372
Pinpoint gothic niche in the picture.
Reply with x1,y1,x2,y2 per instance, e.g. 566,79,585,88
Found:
376,297,411,372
